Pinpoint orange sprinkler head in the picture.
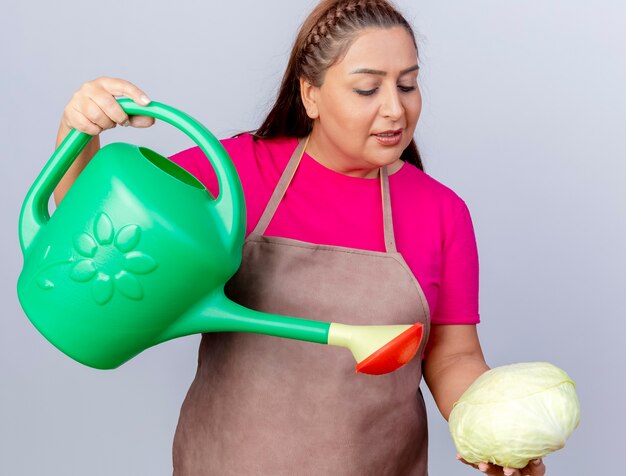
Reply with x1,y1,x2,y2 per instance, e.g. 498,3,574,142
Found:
355,323,424,375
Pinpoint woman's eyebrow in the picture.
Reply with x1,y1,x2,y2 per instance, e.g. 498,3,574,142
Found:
349,65,419,76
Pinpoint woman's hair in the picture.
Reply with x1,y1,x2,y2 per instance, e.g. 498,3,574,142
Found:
254,0,423,170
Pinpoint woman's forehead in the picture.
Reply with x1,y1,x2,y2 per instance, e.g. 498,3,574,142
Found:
335,27,418,74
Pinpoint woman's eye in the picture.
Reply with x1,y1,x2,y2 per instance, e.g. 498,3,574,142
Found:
353,88,378,96
398,85,417,93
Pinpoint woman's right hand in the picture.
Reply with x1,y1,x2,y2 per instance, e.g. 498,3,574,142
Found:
53,77,155,204
62,77,155,136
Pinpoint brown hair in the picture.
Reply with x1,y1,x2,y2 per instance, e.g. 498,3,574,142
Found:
254,0,423,170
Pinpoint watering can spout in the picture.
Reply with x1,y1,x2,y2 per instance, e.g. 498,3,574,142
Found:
328,322,424,375
158,291,331,344
158,291,423,376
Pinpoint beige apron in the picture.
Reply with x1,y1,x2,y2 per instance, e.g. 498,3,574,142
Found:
173,139,431,475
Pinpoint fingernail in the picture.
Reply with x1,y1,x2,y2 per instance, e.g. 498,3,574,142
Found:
503,470,514,476
478,462,489,472
532,458,542,465
139,95,151,105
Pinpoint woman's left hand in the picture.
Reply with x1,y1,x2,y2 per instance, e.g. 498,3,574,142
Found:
457,454,546,476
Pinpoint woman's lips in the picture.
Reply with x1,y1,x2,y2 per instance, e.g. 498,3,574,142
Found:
373,129,403,146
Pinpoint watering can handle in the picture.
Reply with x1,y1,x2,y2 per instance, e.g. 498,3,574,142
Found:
19,98,245,254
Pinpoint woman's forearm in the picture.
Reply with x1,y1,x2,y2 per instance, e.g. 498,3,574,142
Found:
423,324,490,420
425,353,489,420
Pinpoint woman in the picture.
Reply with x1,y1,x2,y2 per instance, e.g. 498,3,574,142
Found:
53,1,546,475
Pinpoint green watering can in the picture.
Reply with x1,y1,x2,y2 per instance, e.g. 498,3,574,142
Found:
17,99,423,375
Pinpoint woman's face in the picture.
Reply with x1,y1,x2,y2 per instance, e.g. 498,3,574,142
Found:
302,26,422,178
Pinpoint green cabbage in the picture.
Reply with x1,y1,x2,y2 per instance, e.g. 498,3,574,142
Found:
448,362,580,468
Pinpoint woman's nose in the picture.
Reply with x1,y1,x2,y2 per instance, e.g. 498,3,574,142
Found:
379,87,404,120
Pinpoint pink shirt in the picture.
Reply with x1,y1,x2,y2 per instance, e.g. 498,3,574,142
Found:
170,134,479,325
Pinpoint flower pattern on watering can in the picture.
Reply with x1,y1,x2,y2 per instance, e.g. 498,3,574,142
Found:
37,212,158,305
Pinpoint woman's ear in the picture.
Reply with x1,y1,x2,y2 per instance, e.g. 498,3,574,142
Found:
300,78,319,119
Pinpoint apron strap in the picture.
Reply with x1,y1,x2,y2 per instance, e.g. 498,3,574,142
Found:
252,136,398,254
252,137,309,236
380,166,397,253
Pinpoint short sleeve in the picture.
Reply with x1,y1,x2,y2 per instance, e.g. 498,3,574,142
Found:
431,202,480,325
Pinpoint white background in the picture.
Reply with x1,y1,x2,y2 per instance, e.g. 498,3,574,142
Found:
2,1,624,474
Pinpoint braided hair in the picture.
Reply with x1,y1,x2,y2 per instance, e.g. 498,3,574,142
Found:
254,0,423,170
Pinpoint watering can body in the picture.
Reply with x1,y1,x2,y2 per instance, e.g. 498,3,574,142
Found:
17,100,247,369
17,99,420,375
